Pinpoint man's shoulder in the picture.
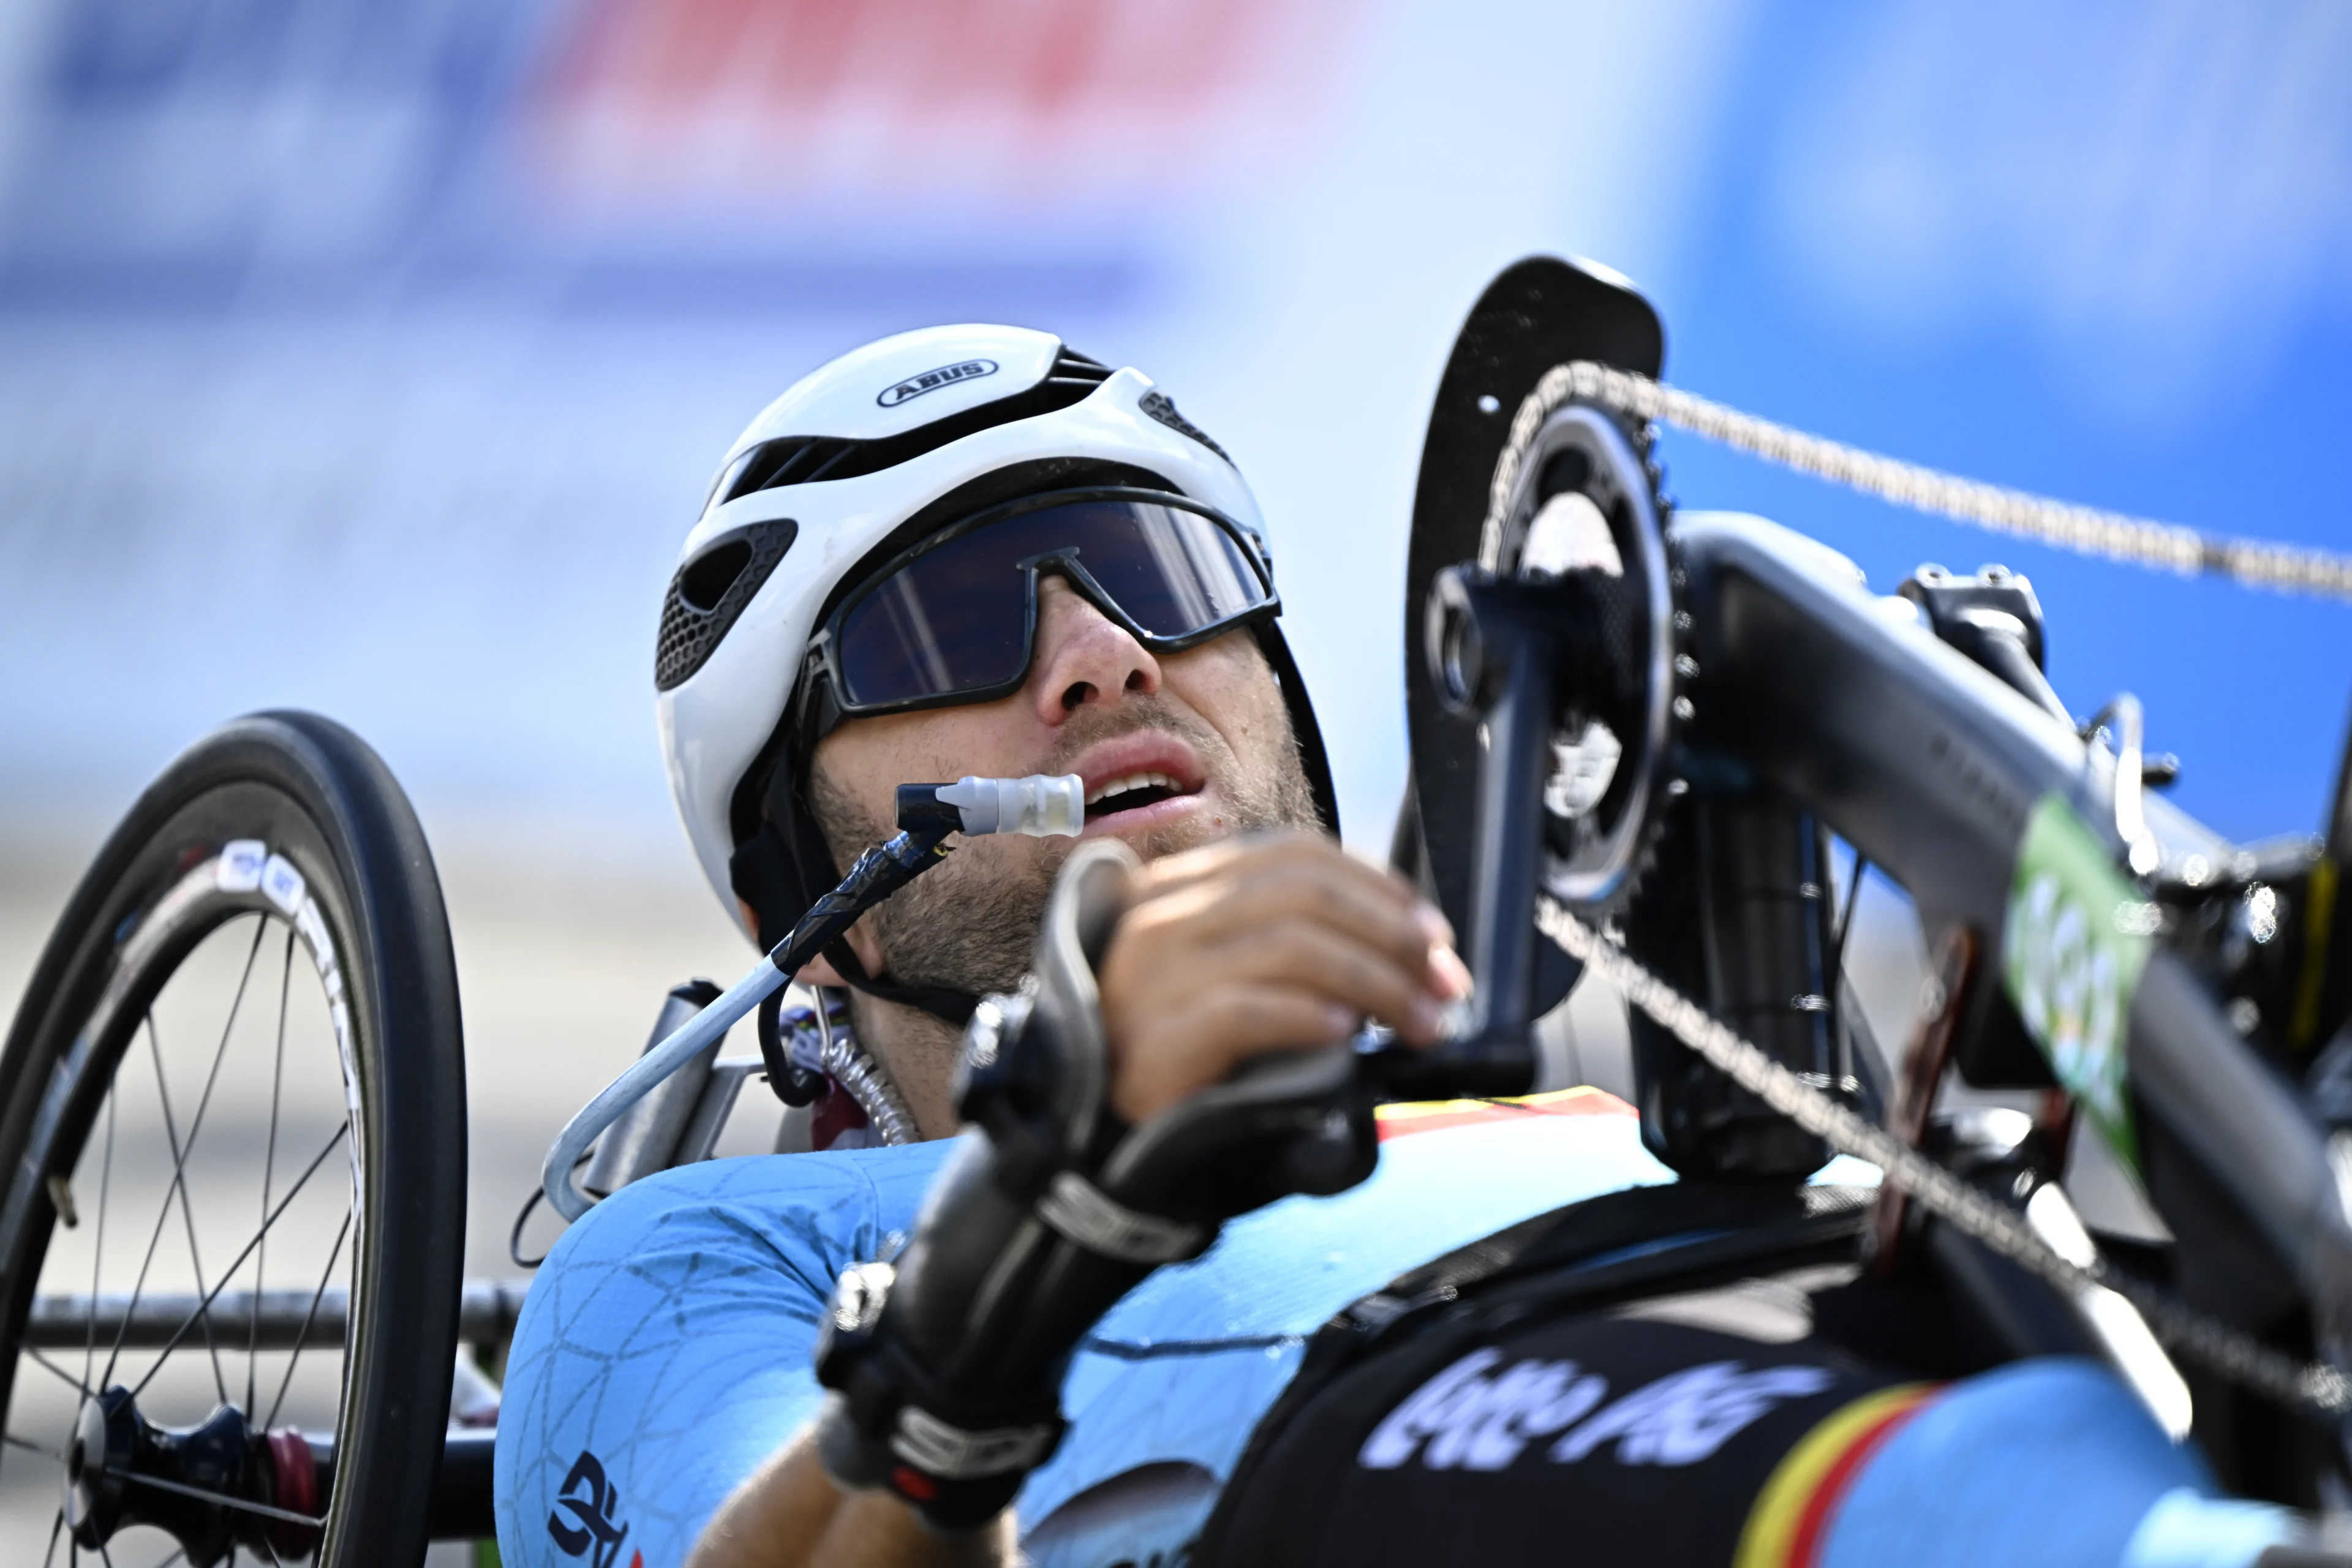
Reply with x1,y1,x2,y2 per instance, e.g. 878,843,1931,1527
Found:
537,1140,957,1280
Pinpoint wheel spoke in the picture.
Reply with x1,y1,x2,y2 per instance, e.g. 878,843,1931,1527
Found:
148,1026,228,1409
102,916,264,1395
83,1087,115,1395
265,1203,353,1430
118,1468,324,1528
98,1016,190,1390
251,924,296,1419
100,987,248,1395
5,1431,66,1462
149,916,268,1409
24,1344,94,1399
128,1120,349,1401
42,1506,62,1568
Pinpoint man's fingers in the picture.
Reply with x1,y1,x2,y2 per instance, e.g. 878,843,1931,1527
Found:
1126,830,1320,897
1099,832,1472,1123
1112,984,1357,1123
1197,922,1443,1043
1428,941,1473,1003
1136,860,1434,982
1134,832,1418,913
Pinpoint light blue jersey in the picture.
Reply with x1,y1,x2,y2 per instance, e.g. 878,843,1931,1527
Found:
493,1103,1673,1567
492,1098,2300,1568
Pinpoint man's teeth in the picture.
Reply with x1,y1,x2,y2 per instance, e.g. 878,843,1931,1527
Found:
1085,771,1182,809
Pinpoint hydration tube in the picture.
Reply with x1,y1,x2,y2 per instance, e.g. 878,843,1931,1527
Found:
542,774,1084,1221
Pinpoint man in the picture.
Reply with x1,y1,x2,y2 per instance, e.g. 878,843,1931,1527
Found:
494,327,2310,1568
495,325,1689,1565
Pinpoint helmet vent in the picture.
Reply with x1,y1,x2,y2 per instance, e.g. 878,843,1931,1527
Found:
1046,349,1110,388
1139,390,1231,464
679,538,752,612
656,517,799,692
714,345,1117,511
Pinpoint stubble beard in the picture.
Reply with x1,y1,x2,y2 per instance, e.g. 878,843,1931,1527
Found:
809,698,1321,1002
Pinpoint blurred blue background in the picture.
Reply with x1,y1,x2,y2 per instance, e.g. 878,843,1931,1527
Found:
1,0,2346,860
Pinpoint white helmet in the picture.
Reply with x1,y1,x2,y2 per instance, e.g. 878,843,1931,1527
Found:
654,324,1337,1006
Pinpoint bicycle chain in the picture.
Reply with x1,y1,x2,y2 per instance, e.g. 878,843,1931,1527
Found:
1490,361,2352,602
1534,894,2352,1421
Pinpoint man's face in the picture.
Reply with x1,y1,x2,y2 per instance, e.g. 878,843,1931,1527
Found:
807,570,1321,998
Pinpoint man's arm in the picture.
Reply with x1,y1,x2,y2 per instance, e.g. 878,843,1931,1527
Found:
692,833,1463,1567
689,1430,1013,1568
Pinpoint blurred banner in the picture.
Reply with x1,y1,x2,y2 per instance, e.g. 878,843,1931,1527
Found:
0,0,2344,854
532,0,1351,230
0,0,1356,292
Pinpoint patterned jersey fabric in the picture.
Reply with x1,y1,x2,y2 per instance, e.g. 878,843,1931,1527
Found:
493,1093,1667,1568
492,1087,2296,1567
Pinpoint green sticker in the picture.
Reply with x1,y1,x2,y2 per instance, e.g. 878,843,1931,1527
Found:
2002,793,2152,1169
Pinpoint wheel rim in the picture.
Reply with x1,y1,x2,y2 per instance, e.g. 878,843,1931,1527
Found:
4,838,368,1566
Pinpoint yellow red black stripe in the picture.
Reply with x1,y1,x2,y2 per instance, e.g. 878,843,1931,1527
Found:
1733,1382,1940,1568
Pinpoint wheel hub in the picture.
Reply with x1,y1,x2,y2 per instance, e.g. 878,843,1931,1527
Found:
65,1385,322,1566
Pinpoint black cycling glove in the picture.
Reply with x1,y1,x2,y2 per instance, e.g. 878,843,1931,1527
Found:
812,839,1381,1528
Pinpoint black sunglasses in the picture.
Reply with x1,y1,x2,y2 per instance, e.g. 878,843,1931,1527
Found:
801,487,1281,733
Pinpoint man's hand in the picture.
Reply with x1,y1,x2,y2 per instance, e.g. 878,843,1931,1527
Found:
710,835,1461,1567
1096,832,1471,1125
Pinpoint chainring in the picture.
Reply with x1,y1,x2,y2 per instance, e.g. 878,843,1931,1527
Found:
1482,401,1681,911
1400,256,1682,1011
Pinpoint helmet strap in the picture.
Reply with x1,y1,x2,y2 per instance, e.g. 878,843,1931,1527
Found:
728,811,982,1029
820,938,981,1030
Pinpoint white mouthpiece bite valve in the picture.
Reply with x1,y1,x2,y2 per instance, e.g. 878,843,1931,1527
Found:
937,775,1085,838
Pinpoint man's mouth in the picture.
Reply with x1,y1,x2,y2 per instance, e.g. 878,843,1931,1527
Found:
1066,732,1210,831
1085,771,1191,821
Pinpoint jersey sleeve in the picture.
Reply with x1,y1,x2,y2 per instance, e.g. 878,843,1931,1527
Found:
493,1144,948,1568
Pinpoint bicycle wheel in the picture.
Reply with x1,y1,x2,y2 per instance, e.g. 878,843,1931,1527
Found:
0,712,467,1566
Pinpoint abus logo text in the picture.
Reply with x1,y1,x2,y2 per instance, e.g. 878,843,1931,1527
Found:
878,359,998,407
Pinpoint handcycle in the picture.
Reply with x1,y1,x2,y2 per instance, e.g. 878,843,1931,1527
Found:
4,255,2350,1564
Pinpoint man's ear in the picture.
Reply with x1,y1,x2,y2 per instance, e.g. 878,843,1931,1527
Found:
794,913,886,988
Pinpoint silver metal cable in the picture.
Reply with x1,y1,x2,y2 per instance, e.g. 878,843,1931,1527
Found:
778,990,920,1147
1489,362,2352,602
820,1026,921,1148
1535,894,2352,1419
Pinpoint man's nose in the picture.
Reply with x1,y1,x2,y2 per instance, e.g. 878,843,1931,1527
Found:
1028,573,1161,723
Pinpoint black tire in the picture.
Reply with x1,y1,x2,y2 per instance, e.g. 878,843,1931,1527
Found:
0,712,466,1564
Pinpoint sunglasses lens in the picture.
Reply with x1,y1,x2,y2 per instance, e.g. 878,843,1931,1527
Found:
835,534,1031,708
1067,498,1268,638
832,496,1272,709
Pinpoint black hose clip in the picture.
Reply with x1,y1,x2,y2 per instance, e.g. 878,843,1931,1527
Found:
758,989,829,1107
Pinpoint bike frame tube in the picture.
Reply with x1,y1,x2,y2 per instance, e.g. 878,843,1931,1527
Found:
1673,511,2350,1316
